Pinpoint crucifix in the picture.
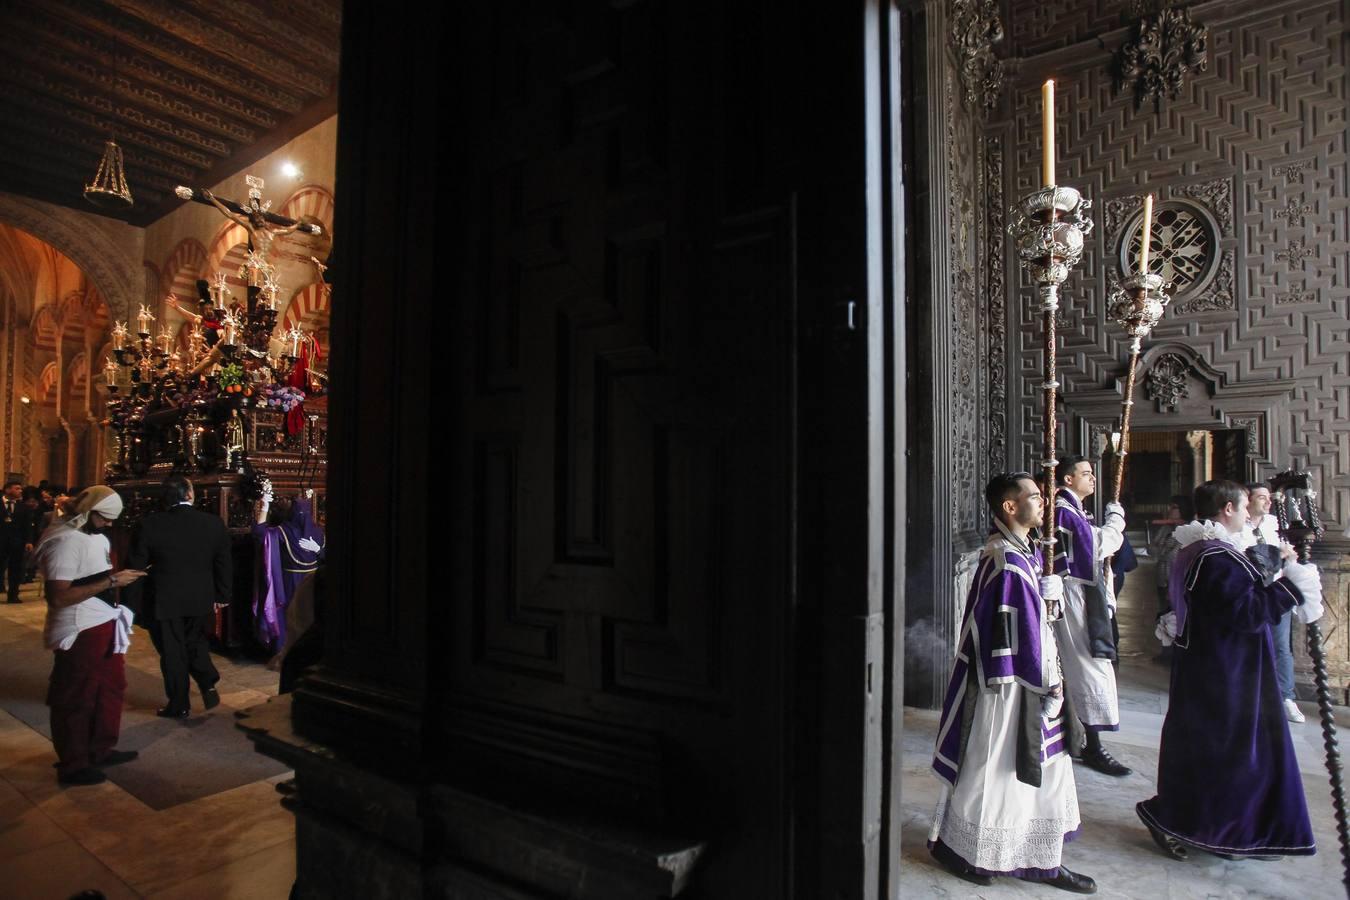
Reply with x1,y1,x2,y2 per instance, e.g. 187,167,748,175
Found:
175,175,322,311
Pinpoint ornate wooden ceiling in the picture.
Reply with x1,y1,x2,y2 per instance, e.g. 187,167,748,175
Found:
0,0,340,227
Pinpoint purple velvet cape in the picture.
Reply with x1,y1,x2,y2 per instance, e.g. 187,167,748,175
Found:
252,498,324,652
933,532,1066,789
1138,539,1315,857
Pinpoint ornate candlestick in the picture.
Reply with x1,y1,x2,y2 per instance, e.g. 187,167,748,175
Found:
1271,469,1348,893
1105,272,1171,503
1008,185,1094,574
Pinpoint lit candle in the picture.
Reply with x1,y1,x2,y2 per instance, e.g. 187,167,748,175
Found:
223,311,239,346
112,322,127,351
1139,193,1154,274
289,327,302,357
104,358,117,387
157,327,173,353
137,304,154,335
1042,79,1055,187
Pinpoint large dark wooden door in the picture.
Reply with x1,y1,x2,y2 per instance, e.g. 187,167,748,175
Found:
444,5,795,893
300,2,906,897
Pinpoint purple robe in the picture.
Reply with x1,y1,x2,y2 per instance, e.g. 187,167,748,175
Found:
933,532,1065,788
1053,490,1096,583
252,498,324,652
1138,539,1315,857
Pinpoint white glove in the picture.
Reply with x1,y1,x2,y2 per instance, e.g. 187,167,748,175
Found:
298,536,321,553
1039,575,1065,603
1104,502,1126,525
1041,690,1064,719
1155,611,1178,647
1284,561,1324,624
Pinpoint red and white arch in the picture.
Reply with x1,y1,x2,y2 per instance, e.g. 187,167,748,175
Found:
281,184,336,235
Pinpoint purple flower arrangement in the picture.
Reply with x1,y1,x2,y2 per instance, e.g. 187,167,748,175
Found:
262,384,306,412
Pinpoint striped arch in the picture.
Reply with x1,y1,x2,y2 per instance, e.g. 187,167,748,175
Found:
206,219,251,291
281,282,331,334
57,290,86,335
30,304,60,351
159,238,209,308
280,184,336,235
38,361,59,406
84,289,110,336
65,352,89,406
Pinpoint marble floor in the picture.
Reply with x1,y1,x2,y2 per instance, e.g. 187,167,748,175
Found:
0,580,295,900
898,555,1350,899
4,559,1347,899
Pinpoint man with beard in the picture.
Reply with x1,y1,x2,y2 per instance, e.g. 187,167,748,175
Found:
929,472,1096,893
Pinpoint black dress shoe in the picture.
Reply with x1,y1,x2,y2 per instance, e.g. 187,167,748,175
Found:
202,688,221,710
930,842,995,886
1079,747,1131,777
1043,866,1096,894
156,707,189,719
96,749,138,767
58,767,107,786
1137,803,1188,860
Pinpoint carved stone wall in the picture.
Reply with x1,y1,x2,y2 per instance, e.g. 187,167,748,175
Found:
999,0,1350,692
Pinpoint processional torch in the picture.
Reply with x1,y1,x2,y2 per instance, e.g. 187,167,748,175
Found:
1006,80,1095,577
1271,470,1350,895
1105,197,1171,505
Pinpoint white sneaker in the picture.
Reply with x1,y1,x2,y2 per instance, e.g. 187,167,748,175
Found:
1284,699,1306,723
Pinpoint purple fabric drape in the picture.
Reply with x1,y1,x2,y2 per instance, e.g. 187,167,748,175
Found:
933,534,1055,787
1141,540,1313,856
1053,490,1096,582
252,498,324,653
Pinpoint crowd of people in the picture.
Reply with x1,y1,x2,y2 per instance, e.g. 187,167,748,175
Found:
12,476,324,787
929,462,1323,893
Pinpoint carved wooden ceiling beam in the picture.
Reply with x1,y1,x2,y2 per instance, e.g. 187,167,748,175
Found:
0,34,261,143
176,0,339,71
0,60,234,157
8,11,283,131
3,84,216,170
45,0,308,114
105,0,331,97
0,102,200,183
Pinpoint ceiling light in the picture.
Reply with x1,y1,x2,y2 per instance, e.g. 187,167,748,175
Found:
19,396,31,404
281,161,302,179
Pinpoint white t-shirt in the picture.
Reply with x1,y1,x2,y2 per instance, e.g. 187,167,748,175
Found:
37,527,126,651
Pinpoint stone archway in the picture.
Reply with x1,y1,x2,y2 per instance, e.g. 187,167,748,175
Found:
0,193,141,323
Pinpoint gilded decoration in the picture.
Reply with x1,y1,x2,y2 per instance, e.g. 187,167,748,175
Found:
1116,4,1208,111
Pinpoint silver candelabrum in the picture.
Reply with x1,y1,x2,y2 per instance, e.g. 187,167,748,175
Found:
1007,185,1095,575
1105,272,1172,504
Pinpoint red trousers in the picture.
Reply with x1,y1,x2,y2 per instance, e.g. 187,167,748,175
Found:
47,620,126,775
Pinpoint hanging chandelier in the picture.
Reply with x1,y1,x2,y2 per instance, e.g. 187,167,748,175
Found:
84,138,133,209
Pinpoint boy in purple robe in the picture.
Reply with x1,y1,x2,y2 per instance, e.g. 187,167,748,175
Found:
1053,455,1131,777
1138,479,1322,861
929,472,1097,894
252,490,324,654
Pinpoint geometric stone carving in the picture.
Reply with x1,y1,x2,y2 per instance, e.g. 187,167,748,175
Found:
1117,4,1209,111
1145,352,1193,412
950,0,1006,112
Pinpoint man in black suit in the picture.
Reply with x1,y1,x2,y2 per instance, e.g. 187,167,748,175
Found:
1,480,39,603
127,476,232,717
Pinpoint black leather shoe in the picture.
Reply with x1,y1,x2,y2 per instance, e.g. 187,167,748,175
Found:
1080,747,1131,777
156,707,189,719
201,688,221,710
96,749,138,767
930,842,995,886
58,767,107,786
1043,867,1096,894
1137,803,1188,860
